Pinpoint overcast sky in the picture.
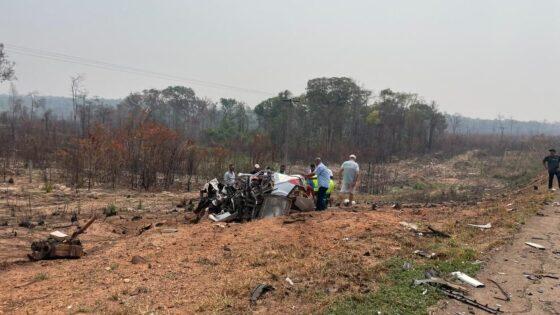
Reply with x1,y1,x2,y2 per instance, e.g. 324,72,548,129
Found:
1,0,559,121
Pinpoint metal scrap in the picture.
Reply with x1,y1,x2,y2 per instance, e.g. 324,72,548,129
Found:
414,276,500,313
250,283,275,304
28,215,97,261
467,223,492,229
451,271,485,287
525,242,546,250
488,279,510,302
523,272,559,280
195,171,313,223
440,287,501,314
427,226,451,238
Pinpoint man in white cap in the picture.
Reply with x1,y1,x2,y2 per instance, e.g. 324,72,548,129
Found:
339,154,360,206
250,164,261,174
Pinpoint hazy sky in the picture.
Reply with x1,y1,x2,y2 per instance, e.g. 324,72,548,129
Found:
1,0,559,121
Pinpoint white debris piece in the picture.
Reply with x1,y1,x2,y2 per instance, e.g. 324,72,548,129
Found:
399,221,419,231
467,223,492,229
50,230,69,240
285,277,294,286
451,271,485,287
525,242,546,250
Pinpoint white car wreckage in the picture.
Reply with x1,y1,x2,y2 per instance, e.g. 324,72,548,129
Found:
193,171,315,223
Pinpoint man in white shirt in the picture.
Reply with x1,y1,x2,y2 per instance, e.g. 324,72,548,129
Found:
339,154,360,206
223,164,236,187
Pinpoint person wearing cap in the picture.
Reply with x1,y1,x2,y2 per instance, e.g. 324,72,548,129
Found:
339,154,360,205
543,149,560,191
250,164,261,174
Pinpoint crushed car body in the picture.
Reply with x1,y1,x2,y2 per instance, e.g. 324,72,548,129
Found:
193,171,314,223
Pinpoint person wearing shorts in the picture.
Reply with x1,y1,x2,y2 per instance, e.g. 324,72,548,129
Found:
339,154,360,205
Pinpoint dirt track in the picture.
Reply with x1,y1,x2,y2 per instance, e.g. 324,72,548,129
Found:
436,192,560,314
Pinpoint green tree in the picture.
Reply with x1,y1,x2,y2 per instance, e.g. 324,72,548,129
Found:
0,44,15,83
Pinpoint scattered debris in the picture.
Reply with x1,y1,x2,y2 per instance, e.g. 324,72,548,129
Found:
525,242,546,250
137,223,152,235
440,287,501,314
402,261,412,270
467,223,492,229
18,219,35,229
451,271,485,287
131,255,147,264
413,277,469,294
250,283,275,304
523,272,559,280
392,203,401,210
28,215,97,261
414,250,436,259
71,212,78,225
427,226,451,238
488,279,510,302
285,277,294,286
195,172,313,223
399,221,419,231
131,215,142,221
161,228,178,233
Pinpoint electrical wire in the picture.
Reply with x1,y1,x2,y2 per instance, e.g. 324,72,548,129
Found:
4,43,274,96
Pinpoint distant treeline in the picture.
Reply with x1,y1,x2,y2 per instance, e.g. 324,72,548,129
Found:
1,94,558,137
0,94,120,118
445,114,560,136
0,77,558,190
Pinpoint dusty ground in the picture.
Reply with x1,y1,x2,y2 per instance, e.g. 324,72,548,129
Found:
435,193,560,315
0,151,553,314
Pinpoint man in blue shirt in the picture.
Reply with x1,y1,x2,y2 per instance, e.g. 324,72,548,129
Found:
314,158,331,211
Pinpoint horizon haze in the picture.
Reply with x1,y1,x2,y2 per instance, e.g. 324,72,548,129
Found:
1,0,559,121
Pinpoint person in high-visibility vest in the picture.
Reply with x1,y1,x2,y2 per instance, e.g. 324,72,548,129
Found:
326,175,335,207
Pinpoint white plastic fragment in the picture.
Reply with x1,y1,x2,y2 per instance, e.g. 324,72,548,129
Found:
399,221,419,231
467,223,492,229
285,277,294,286
50,230,69,240
451,271,485,287
525,242,546,250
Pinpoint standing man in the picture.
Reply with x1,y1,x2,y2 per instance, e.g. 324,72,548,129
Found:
250,164,261,174
339,154,360,205
313,158,331,211
223,164,236,187
279,164,286,174
543,149,560,191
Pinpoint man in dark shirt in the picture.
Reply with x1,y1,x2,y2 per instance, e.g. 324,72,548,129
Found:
543,149,560,190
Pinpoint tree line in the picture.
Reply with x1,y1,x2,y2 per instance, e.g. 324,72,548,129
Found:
1,45,554,191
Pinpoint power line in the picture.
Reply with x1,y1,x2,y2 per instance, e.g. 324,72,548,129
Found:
4,43,275,96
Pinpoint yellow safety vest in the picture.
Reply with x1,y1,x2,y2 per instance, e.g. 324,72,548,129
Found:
327,179,335,194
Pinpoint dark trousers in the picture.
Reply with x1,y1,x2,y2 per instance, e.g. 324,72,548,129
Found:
549,170,560,189
316,187,328,211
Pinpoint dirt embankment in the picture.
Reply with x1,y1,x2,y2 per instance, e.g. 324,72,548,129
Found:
0,169,553,314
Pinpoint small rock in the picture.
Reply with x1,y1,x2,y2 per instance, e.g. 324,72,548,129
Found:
123,278,131,283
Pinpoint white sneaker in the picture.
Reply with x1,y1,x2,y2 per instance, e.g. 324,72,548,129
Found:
550,188,557,192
